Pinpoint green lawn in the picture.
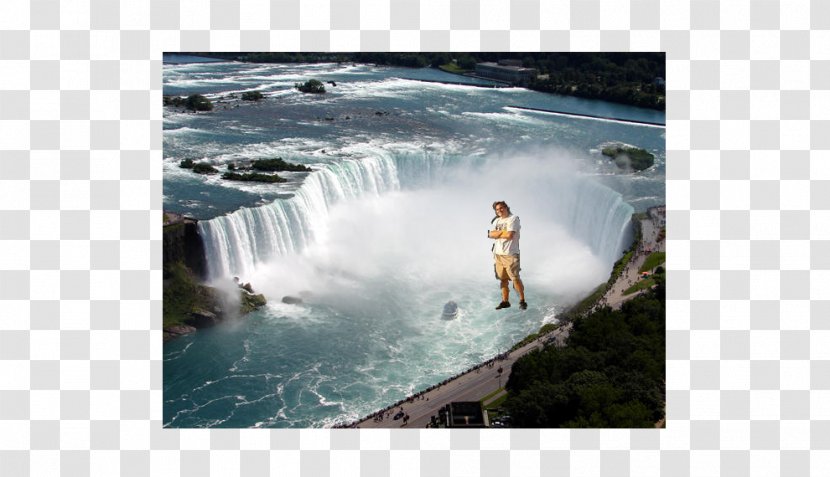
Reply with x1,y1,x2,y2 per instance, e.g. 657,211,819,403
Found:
639,251,665,273
438,63,469,74
623,278,655,295
485,392,509,409
481,387,505,404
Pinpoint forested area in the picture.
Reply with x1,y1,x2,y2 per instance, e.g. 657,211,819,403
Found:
503,276,665,428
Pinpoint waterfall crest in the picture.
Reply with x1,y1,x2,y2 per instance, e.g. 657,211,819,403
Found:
545,179,634,264
199,153,400,279
199,153,634,280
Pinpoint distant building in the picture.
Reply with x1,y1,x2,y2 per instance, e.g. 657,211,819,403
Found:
474,61,537,86
497,59,523,67
442,402,488,428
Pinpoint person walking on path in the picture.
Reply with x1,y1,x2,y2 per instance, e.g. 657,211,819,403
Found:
488,201,527,310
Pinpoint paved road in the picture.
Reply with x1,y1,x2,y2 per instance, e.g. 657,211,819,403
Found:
354,326,571,429
351,212,664,429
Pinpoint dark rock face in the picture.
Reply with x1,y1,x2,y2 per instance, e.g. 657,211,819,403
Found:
188,308,221,328
163,324,198,342
163,218,207,279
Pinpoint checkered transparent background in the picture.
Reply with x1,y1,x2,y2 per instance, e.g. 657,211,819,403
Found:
1,0,826,475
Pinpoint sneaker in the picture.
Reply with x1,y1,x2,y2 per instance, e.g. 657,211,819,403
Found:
495,301,511,310
519,300,528,310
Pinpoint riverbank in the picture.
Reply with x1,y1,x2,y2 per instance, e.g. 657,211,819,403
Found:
346,208,665,429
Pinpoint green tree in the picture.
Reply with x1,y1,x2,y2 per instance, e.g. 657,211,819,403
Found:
295,79,326,94
456,54,477,70
504,278,665,428
184,94,213,111
603,401,654,427
505,381,570,427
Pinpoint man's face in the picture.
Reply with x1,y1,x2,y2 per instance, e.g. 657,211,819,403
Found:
495,204,508,218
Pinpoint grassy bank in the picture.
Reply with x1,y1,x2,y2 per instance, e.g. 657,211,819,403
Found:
163,261,267,339
163,262,216,328
639,251,665,273
438,63,469,74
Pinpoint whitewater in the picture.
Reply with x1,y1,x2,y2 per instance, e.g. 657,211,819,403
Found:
162,58,665,428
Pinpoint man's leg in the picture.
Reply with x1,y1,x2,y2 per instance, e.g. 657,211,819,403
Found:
513,277,525,302
508,256,526,305
495,256,511,308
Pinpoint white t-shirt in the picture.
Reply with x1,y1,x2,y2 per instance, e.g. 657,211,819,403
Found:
492,214,520,256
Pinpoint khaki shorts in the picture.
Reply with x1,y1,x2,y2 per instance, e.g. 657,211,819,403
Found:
494,254,521,282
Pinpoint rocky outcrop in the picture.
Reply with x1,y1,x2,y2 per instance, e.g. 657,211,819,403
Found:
163,324,198,342
163,213,207,279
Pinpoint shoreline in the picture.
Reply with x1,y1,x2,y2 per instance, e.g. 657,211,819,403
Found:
344,207,665,429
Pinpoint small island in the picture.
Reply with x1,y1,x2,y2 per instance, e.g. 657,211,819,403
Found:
222,171,287,183
241,91,264,101
295,79,326,94
179,159,219,174
164,94,214,111
601,144,655,171
246,158,313,172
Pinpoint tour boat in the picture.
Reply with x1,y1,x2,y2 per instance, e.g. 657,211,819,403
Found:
442,301,458,319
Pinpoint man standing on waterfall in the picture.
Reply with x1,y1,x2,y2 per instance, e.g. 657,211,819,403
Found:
488,201,527,310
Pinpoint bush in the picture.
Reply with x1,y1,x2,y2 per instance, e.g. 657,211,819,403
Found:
295,79,326,94
192,162,218,174
241,91,264,101
184,94,213,111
